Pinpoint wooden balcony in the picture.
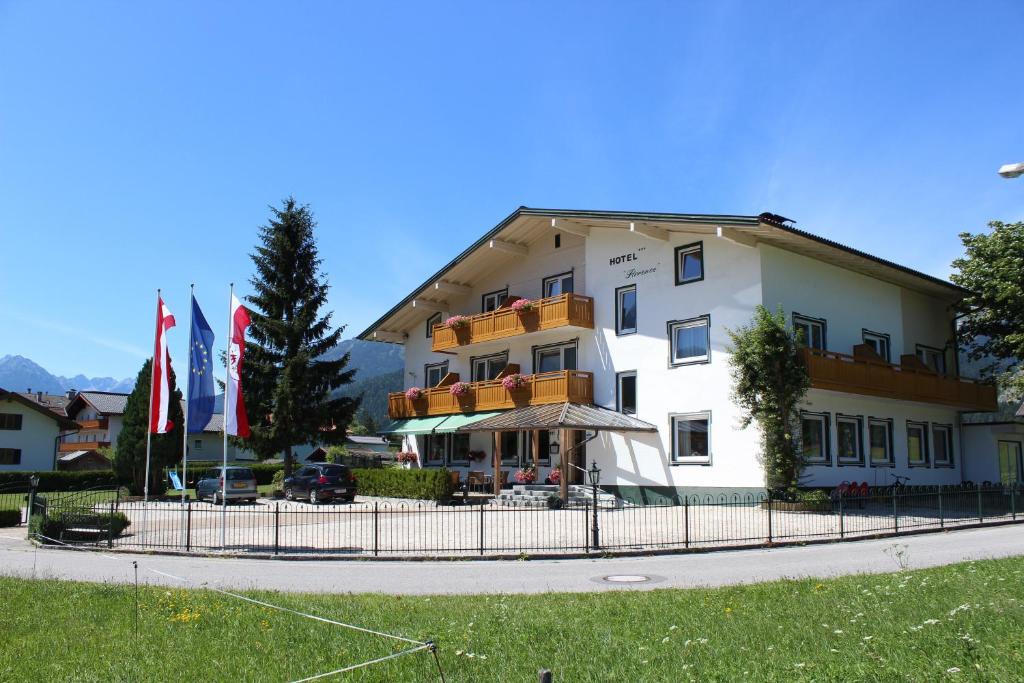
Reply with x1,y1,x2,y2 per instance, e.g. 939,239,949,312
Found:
431,293,594,352
59,440,110,453
803,348,998,411
388,369,594,419
76,418,108,430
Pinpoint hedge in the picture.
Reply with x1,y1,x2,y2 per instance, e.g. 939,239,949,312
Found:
0,510,22,527
169,462,284,487
30,510,131,543
351,467,454,501
0,470,120,492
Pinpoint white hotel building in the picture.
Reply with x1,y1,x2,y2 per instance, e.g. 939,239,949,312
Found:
360,208,1001,504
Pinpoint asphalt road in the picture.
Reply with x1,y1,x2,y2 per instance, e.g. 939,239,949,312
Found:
1,525,1022,595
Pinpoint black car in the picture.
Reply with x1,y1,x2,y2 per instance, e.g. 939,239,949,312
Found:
283,464,357,504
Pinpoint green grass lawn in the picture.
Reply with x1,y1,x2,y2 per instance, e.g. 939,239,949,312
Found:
1,557,1022,681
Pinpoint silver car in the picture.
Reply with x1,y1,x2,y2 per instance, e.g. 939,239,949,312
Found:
196,466,258,504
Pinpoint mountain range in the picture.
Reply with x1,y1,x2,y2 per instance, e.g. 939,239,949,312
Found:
0,339,404,424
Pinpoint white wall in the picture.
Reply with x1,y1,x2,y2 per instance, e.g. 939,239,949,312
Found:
962,424,1024,483
0,398,61,471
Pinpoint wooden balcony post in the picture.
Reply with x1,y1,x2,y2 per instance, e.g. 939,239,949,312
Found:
532,430,540,470
559,428,570,502
493,433,502,498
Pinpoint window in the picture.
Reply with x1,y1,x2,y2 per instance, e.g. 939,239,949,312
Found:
449,433,470,465
932,424,954,467
543,272,573,297
554,234,561,249
0,413,23,430
668,316,710,366
800,412,830,464
471,352,507,381
526,430,552,466
193,439,203,451
424,434,446,465
482,289,508,313
671,413,710,463
534,341,577,373
862,330,891,362
907,421,929,467
426,312,442,338
494,431,521,466
868,418,894,466
836,415,864,465
424,361,449,388
916,345,946,375
793,314,827,350
674,242,704,285
616,371,637,415
0,448,21,465
615,285,637,335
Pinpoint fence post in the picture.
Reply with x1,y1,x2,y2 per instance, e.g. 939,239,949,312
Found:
1012,483,1017,521
479,503,484,556
977,483,983,524
684,497,690,549
108,501,115,549
25,478,39,538
584,501,590,554
373,502,379,557
838,493,844,539
892,489,898,534
766,492,773,544
186,502,193,552
938,488,944,529
273,503,280,555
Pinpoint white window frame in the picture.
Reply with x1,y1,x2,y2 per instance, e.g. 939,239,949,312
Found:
835,414,864,466
793,314,827,350
674,241,704,285
868,418,894,466
862,329,891,362
448,433,471,466
668,315,710,366
426,311,442,338
616,371,637,415
907,421,930,467
424,361,449,388
670,412,711,465
932,424,954,467
916,345,946,375
800,412,831,465
533,341,577,374
481,289,508,313
471,352,508,382
615,284,637,336
542,272,574,297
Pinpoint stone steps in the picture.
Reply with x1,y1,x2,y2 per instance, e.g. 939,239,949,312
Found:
490,484,624,508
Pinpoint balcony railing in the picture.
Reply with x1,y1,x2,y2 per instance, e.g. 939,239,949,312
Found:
431,293,594,352
388,369,594,419
59,440,110,453
76,418,109,431
803,348,997,411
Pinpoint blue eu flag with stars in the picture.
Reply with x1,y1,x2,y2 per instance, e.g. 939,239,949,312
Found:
188,296,216,434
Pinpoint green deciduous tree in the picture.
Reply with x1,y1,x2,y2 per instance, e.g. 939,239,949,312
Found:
728,305,811,495
951,220,1024,398
113,358,184,495
243,197,359,476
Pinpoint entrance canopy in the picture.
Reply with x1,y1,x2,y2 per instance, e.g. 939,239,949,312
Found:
383,411,506,435
455,402,658,433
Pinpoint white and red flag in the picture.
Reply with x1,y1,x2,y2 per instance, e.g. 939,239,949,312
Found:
149,295,176,433
225,293,251,437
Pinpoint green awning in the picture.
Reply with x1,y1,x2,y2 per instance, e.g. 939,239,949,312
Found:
382,415,452,435
433,411,505,433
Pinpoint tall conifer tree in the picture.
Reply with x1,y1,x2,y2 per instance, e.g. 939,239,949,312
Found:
244,197,359,475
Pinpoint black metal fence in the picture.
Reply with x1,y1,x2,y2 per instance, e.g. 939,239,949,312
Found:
23,483,1024,557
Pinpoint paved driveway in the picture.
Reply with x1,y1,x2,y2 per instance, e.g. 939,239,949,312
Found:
1,525,1022,595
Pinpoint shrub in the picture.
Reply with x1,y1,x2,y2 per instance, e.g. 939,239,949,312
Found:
0,470,119,492
352,467,454,500
31,510,131,543
0,510,21,527
175,462,283,487
271,469,285,490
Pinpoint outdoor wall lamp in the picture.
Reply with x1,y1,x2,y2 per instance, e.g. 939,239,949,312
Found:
29,474,40,488
549,443,560,456
588,461,601,486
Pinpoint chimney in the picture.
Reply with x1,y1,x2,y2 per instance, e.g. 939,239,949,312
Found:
37,391,42,402
66,389,76,400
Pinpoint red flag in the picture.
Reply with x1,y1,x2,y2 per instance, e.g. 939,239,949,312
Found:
225,294,251,437
150,296,176,433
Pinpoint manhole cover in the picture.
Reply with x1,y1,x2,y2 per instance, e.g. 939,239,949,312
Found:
602,574,651,583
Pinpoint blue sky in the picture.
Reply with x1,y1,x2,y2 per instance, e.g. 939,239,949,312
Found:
1,1,1021,379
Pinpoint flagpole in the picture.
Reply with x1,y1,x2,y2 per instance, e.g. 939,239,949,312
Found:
144,289,159,506
221,282,233,549
181,284,194,510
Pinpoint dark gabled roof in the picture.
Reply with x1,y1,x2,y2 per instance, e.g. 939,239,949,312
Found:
963,401,1024,425
0,388,79,430
456,402,658,433
68,391,130,416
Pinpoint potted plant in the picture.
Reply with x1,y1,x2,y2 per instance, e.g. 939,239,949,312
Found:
445,315,471,329
514,466,537,484
501,373,526,391
468,450,487,463
546,468,561,485
405,387,424,401
396,451,418,469
511,298,535,313
449,381,470,397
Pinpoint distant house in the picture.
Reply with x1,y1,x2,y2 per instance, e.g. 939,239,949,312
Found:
60,391,130,455
184,412,258,462
962,401,1024,485
17,390,72,416
57,449,112,471
0,388,79,471
303,434,393,463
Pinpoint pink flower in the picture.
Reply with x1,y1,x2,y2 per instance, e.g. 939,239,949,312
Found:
514,467,537,483
501,373,526,391
548,468,561,484
510,298,535,313
405,387,424,400
449,381,470,397
445,315,471,329
396,452,418,463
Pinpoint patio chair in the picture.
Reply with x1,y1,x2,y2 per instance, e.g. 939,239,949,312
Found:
467,471,486,493
498,470,509,489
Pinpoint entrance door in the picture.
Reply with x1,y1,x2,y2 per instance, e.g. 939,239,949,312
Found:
998,441,1022,486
